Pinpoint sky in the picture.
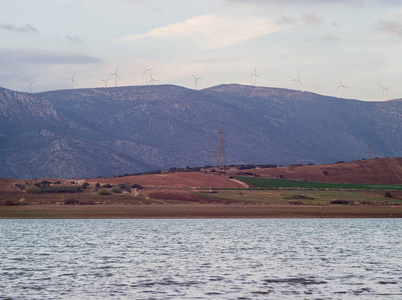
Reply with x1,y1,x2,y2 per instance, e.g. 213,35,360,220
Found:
1,0,402,101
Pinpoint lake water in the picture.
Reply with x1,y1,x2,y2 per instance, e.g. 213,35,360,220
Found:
0,219,401,299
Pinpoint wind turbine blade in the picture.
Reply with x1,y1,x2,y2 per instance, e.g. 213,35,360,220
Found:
379,85,384,90
191,73,196,79
116,74,122,80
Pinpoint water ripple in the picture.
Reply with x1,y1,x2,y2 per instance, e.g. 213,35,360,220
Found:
0,218,401,299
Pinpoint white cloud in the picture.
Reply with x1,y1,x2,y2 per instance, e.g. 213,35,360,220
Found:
302,13,321,25
378,20,402,37
322,32,341,42
117,14,291,49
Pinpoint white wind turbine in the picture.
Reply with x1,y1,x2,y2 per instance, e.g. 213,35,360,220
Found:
191,73,202,90
379,85,391,101
336,78,347,98
25,78,38,93
292,72,302,90
148,73,158,85
248,66,260,86
99,77,111,88
141,63,153,85
110,66,121,87
66,72,77,89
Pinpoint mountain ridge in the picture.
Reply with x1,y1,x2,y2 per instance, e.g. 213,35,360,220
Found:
1,84,401,179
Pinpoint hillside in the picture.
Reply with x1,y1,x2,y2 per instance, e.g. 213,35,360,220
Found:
0,84,401,179
227,157,402,185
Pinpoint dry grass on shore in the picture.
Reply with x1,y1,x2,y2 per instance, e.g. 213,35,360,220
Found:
1,204,401,219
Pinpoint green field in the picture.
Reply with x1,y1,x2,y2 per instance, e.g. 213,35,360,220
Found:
236,177,402,190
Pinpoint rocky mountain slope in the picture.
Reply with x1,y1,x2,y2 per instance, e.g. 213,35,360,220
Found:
0,84,401,179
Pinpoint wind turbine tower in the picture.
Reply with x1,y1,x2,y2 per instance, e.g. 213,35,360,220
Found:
379,85,390,101
191,73,202,90
99,77,111,88
26,78,38,93
336,78,347,98
148,73,158,85
141,63,153,85
249,66,260,86
292,72,302,90
66,72,77,89
110,66,121,87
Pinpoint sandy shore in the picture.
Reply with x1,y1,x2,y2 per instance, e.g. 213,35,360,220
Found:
1,204,401,219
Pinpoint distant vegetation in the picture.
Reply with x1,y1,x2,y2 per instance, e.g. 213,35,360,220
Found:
236,177,402,191
25,181,83,194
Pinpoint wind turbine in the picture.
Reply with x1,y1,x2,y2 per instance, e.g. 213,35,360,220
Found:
25,78,38,93
141,63,153,85
99,77,111,88
336,78,347,98
191,73,202,90
66,72,77,89
148,73,158,85
292,72,302,90
379,85,391,101
110,66,121,87
248,66,260,86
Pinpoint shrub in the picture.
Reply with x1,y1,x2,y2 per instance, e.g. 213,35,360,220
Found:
1,199,20,206
384,192,393,198
97,189,111,195
288,200,303,205
34,180,52,188
111,186,122,194
64,198,79,205
330,200,349,204
82,182,90,189
323,170,329,176
101,183,112,188
131,184,144,189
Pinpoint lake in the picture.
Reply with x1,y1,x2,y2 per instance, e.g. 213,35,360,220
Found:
0,219,401,299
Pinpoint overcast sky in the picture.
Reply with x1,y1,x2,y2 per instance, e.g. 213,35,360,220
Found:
1,0,402,100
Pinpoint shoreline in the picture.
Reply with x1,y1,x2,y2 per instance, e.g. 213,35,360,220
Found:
1,204,401,219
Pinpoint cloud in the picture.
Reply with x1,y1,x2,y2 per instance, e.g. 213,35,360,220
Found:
65,36,84,44
322,33,341,42
302,13,321,25
118,14,291,49
276,16,295,26
0,49,102,65
378,20,402,37
0,23,38,33
226,0,398,5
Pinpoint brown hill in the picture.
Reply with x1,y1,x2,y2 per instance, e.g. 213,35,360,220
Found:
85,172,245,189
226,158,402,185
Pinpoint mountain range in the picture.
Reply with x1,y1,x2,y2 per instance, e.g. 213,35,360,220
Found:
0,84,401,179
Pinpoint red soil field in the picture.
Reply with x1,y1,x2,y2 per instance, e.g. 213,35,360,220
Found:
227,158,402,185
85,172,246,188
